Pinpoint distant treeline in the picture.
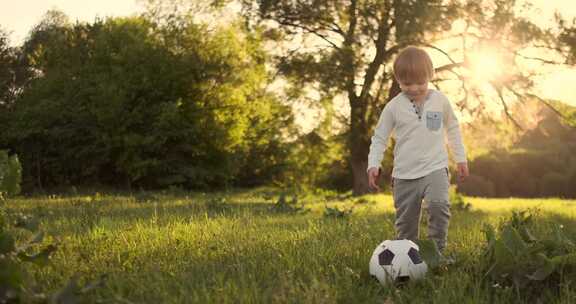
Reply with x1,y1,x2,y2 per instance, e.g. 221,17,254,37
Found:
458,102,576,198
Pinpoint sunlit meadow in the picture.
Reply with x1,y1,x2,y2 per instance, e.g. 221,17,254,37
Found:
5,189,576,303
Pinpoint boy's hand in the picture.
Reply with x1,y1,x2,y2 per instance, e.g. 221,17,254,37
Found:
368,167,380,191
456,162,469,183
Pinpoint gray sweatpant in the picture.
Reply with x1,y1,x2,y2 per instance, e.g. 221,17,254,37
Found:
392,168,451,251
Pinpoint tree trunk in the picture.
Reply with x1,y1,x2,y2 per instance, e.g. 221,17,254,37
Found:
351,149,370,195
35,152,43,192
349,78,401,196
350,97,371,195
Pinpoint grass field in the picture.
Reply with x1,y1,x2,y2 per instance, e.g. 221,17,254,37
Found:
5,189,576,303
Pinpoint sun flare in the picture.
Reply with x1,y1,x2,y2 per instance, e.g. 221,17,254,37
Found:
468,48,505,83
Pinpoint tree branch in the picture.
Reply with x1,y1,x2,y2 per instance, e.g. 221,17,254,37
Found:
359,8,392,102
276,20,341,50
514,51,570,66
344,0,359,103
345,0,358,42
435,62,464,73
423,43,458,64
506,85,576,129
494,85,523,130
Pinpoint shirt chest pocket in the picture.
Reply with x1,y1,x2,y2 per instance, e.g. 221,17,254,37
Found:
426,111,442,131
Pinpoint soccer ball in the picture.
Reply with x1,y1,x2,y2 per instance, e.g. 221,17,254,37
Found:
369,239,428,285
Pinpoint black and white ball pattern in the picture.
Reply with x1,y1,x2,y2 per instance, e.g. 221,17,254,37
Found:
369,240,428,285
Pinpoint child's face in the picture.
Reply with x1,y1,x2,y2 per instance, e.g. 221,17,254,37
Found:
398,80,429,102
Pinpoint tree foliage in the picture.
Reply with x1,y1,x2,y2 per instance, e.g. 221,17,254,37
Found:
0,151,21,197
241,0,461,194
239,0,576,194
0,11,294,190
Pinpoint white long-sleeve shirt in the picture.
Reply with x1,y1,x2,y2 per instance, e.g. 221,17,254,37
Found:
367,89,467,179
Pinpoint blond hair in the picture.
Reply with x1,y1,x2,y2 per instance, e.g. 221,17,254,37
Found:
393,46,434,83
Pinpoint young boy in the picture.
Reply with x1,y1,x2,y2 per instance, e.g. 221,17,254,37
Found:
367,46,469,252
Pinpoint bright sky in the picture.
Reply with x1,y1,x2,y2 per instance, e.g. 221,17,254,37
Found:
0,0,144,45
520,0,576,106
0,0,575,108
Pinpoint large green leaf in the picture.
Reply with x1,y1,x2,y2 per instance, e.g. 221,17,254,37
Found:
482,224,496,259
51,275,80,304
526,253,556,281
501,225,527,255
17,244,57,266
13,214,40,231
483,210,576,294
16,232,44,253
551,252,576,268
518,225,537,243
552,225,575,251
0,231,15,254
490,239,516,277
415,239,442,269
0,257,24,289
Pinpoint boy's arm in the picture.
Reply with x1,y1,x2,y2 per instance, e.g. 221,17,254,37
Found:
443,98,467,163
367,104,395,171
443,97,469,181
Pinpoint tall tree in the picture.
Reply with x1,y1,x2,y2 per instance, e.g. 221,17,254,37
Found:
239,0,575,194
0,28,14,107
240,0,459,194
556,13,576,65
3,10,292,190
0,27,30,116
0,28,31,157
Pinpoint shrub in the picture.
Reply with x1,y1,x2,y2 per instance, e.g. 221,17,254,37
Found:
0,150,22,197
0,202,103,302
539,172,568,198
482,210,576,297
457,174,495,197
